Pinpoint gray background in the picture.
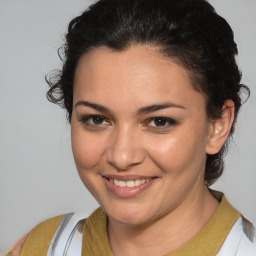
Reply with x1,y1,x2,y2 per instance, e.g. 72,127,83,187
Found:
0,0,255,254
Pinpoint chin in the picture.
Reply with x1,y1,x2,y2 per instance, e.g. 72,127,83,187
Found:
104,202,154,227
111,213,147,227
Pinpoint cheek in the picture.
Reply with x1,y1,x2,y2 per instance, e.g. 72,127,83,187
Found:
145,130,207,175
147,138,189,172
71,127,105,171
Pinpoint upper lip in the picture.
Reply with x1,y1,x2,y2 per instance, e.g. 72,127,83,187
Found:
102,174,157,181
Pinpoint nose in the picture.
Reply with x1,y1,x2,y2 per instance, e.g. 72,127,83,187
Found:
106,126,145,170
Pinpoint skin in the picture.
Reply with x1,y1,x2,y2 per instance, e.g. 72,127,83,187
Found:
70,45,234,256
9,45,234,256
7,233,29,256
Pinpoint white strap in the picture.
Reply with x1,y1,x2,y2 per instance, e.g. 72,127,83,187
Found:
47,214,256,256
47,212,86,256
217,217,256,256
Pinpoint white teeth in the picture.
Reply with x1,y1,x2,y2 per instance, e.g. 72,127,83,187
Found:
119,181,126,187
110,178,152,188
126,180,135,188
135,180,141,186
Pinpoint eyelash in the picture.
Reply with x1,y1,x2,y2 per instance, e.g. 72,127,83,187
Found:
78,115,177,131
147,117,177,130
78,115,110,128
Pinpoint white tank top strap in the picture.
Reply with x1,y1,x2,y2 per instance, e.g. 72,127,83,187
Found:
47,212,86,256
46,213,256,255
217,217,256,256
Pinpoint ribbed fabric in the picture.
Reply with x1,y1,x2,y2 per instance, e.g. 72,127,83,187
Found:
168,194,241,255
19,214,64,256
82,208,113,255
7,193,240,256
81,193,241,256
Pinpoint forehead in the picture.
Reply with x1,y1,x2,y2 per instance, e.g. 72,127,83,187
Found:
73,45,205,112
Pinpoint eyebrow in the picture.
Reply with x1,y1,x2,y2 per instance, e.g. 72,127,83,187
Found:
137,103,186,115
74,101,186,115
75,101,113,115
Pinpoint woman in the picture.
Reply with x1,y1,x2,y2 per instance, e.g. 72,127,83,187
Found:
6,0,256,255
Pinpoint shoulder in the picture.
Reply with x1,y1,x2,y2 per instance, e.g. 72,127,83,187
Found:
217,217,256,255
6,214,65,256
238,217,256,253
20,214,65,256
5,233,30,256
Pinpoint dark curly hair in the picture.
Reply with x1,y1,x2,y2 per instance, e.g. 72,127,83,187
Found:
46,0,249,186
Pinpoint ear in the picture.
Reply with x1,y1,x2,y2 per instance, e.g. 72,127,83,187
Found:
206,100,235,155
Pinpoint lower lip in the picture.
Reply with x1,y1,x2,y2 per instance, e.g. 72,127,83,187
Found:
103,178,156,198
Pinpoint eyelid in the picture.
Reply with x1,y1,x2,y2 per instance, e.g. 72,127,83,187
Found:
145,117,177,129
78,114,111,126
78,114,177,132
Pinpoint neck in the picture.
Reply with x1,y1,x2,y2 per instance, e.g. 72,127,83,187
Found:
108,186,219,256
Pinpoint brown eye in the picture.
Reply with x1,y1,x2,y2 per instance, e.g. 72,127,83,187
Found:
79,115,110,128
147,117,177,130
92,116,104,125
153,118,167,126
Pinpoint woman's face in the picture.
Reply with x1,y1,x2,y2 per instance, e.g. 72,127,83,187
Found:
71,45,213,226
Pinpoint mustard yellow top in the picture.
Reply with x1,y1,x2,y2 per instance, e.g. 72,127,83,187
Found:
82,194,240,255
6,193,241,256
20,215,64,256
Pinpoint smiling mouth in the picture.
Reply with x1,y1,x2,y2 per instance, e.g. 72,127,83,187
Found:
103,175,157,197
107,178,153,188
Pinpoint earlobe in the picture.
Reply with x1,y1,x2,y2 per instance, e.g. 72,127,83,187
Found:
206,100,235,155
